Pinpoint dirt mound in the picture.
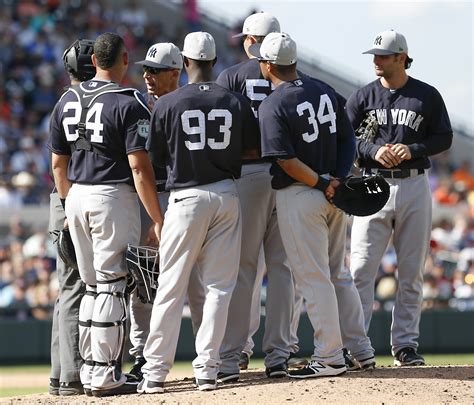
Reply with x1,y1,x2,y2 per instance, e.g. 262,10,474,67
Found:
3,365,474,404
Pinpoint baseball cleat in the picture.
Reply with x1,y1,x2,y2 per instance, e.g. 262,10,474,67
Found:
286,352,309,369
394,347,425,366
239,352,250,370
59,381,84,396
137,377,165,394
265,362,288,378
289,361,346,379
195,378,217,391
359,356,376,370
48,378,59,396
128,356,146,381
217,371,240,383
343,348,361,371
91,380,139,397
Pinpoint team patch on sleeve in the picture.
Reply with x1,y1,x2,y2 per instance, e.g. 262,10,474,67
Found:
137,119,150,138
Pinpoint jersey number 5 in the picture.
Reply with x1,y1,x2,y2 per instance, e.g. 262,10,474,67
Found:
297,94,336,143
181,109,232,151
62,101,104,143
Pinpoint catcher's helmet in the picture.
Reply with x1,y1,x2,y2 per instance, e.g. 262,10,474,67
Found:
62,39,96,82
126,245,160,304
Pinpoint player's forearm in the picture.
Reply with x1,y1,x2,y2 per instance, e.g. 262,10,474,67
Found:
128,150,163,225
51,154,72,199
132,167,163,225
277,157,322,188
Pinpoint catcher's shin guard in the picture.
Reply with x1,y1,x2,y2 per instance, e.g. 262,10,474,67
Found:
79,285,96,390
90,277,128,389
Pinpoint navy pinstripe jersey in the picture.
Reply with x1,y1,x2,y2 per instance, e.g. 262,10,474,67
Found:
141,91,167,186
260,76,355,189
48,80,150,185
346,77,453,170
146,82,258,190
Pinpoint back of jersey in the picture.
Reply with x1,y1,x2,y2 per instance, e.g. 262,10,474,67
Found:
260,77,345,189
216,58,274,119
49,81,150,185
148,82,255,190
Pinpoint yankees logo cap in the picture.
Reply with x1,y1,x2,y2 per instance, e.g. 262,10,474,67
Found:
363,29,409,55
233,11,280,38
249,32,297,66
181,31,216,61
135,42,183,69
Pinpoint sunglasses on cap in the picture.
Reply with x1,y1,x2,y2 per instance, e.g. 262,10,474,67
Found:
142,66,173,75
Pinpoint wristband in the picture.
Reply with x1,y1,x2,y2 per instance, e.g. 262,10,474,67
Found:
313,176,330,192
60,198,66,210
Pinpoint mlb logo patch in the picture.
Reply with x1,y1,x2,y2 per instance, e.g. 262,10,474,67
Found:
137,119,150,138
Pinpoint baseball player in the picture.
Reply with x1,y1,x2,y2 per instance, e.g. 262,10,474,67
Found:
49,38,95,397
127,41,183,382
253,32,359,378
346,30,453,366
216,11,298,381
49,32,163,397
138,31,257,394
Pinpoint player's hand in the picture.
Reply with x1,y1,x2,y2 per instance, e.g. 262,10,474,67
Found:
374,145,402,168
325,178,340,202
388,143,412,161
63,218,69,229
146,221,163,247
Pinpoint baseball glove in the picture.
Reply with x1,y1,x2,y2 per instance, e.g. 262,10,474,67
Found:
126,244,160,304
55,227,78,270
332,174,390,216
355,114,379,167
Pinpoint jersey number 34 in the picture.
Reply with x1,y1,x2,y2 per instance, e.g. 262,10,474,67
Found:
297,94,336,143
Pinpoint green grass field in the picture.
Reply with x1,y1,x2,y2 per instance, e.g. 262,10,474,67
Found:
1,354,473,398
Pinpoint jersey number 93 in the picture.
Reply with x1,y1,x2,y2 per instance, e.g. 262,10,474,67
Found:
181,109,232,151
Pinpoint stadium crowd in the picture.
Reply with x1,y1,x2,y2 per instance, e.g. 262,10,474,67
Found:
0,0,473,320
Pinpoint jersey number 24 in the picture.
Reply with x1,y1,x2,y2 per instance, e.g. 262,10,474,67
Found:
62,101,104,143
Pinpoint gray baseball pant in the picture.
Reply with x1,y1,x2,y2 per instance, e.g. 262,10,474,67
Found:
276,184,345,365
220,163,293,372
143,179,241,382
351,173,431,355
50,192,85,384
66,183,140,391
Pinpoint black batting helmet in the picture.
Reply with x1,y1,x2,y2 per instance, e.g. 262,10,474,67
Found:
62,39,96,82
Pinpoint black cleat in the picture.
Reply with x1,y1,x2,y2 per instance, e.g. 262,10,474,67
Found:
286,351,308,369
59,381,84,396
48,378,59,396
394,347,425,366
217,371,240,383
289,361,346,379
128,356,146,381
239,352,250,370
265,362,288,378
137,377,165,394
195,378,217,391
91,380,139,397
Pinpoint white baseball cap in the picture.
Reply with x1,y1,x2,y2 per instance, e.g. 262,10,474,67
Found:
233,11,280,38
363,30,409,55
248,32,297,66
135,42,183,69
181,32,216,61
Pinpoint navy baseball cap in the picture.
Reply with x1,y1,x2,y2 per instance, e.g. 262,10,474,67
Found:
249,32,297,66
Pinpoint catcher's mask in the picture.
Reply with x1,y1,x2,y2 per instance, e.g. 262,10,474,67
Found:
62,39,96,82
126,244,160,304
